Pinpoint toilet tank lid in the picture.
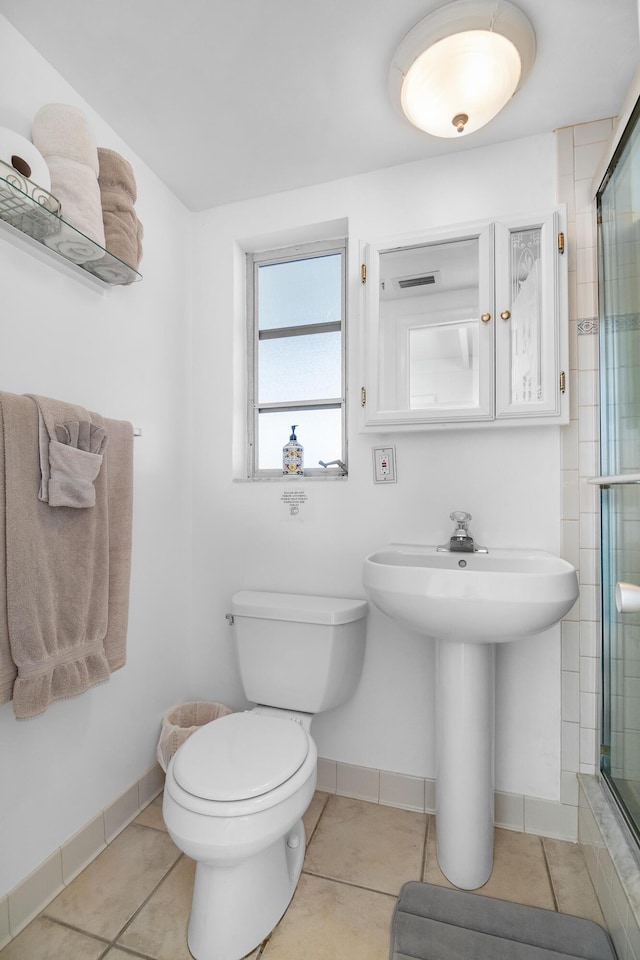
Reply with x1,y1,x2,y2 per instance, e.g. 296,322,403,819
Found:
231,591,368,625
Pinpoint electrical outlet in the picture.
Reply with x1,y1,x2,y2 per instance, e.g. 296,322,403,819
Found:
373,446,397,483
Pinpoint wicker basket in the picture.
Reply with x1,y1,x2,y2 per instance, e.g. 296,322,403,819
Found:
157,700,232,772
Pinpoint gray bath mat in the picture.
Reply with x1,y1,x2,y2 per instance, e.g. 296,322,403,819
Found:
391,882,617,960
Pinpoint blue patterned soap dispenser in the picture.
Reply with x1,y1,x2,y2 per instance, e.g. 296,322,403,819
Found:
282,425,304,475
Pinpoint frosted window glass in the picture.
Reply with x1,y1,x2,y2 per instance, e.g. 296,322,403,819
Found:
259,332,342,403
259,254,341,330
258,409,342,470
509,228,542,403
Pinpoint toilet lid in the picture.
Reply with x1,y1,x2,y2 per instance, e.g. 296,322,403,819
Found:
172,711,310,802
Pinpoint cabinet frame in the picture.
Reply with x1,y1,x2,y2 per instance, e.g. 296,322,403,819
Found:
360,208,568,431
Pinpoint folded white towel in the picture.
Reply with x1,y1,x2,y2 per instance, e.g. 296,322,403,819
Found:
32,104,105,255
32,103,100,174
42,155,105,255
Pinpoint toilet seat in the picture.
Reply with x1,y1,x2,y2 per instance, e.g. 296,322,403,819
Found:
172,711,310,802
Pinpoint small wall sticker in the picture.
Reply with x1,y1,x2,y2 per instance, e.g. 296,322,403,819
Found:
280,488,313,522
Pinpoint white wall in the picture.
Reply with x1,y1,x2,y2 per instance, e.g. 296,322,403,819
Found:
0,17,193,896
0,12,570,899
190,135,564,801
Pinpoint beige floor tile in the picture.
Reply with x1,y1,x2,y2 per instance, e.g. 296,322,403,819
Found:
542,837,606,925
303,791,330,844
424,821,555,909
304,795,427,895
262,873,395,960
118,855,194,960
44,823,181,940
0,915,106,960
104,950,155,959
135,794,166,832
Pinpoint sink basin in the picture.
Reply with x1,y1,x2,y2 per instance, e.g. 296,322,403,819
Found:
363,544,579,643
363,541,579,889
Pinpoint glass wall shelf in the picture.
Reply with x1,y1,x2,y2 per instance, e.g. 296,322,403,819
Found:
0,172,141,286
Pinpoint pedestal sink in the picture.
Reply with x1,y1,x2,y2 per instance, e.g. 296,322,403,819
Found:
362,544,578,890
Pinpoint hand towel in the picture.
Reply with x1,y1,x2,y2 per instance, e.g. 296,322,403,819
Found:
32,103,105,256
96,147,143,270
99,416,134,671
0,400,17,706
0,393,134,719
28,394,108,508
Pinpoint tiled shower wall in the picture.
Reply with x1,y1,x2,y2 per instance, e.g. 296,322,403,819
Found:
557,117,640,958
557,117,613,796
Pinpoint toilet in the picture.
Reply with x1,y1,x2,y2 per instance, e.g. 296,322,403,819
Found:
162,590,368,960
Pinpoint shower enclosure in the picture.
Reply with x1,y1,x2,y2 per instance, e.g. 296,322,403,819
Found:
598,100,640,842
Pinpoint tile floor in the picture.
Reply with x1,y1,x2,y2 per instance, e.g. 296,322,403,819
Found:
1,791,606,960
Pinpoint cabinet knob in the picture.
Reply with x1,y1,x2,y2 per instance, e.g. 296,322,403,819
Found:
480,312,491,323
500,309,511,320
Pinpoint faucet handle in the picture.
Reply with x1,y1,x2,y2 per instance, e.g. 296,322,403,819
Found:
450,511,472,525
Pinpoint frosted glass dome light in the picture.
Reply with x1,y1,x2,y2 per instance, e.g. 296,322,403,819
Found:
390,0,536,139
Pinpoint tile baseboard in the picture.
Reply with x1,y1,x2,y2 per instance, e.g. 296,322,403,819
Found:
0,762,165,949
317,758,578,838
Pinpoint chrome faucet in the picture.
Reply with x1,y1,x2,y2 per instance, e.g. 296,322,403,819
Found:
437,511,488,554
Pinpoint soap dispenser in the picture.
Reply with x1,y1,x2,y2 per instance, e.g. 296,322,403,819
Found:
282,425,304,475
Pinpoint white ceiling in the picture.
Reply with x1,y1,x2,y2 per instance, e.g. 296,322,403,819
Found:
0,0,638,212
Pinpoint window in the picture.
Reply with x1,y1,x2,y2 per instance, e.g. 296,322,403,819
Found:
247,238,347,478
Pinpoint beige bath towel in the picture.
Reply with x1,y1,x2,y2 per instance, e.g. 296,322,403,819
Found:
96,147,143,271
0,401,17,705
98,147,137,200
0,393,134,719
28,394,108,508
100,416,134,671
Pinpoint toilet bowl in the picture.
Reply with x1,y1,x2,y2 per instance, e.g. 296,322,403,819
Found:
162,591,367,960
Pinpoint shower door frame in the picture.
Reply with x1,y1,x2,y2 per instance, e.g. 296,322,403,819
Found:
596,95,640,847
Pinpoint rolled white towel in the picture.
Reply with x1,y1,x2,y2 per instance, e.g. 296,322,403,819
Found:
33,104,105,257
43,156,105,259
32,103,99,174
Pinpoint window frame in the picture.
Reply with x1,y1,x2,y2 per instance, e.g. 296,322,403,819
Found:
246,237,347,479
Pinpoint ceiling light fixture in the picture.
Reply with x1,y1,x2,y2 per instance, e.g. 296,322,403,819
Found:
389,0,536,139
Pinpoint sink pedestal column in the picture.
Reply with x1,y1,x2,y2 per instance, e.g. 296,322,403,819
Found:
435,639,495,890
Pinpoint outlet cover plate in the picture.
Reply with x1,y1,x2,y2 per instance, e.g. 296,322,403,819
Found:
373,446,397,483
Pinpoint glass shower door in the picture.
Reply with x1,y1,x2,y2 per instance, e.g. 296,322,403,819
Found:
598,101,640,839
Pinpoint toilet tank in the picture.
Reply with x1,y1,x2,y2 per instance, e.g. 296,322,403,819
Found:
230,591,367,713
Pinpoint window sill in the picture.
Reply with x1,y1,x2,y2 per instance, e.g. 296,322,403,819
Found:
233,474,348,482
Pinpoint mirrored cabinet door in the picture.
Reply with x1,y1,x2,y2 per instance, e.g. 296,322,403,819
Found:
363,222,495,425
494,210,564,420
361,209,567,430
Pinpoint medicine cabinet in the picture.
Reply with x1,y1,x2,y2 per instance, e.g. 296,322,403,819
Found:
360,209,568,430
